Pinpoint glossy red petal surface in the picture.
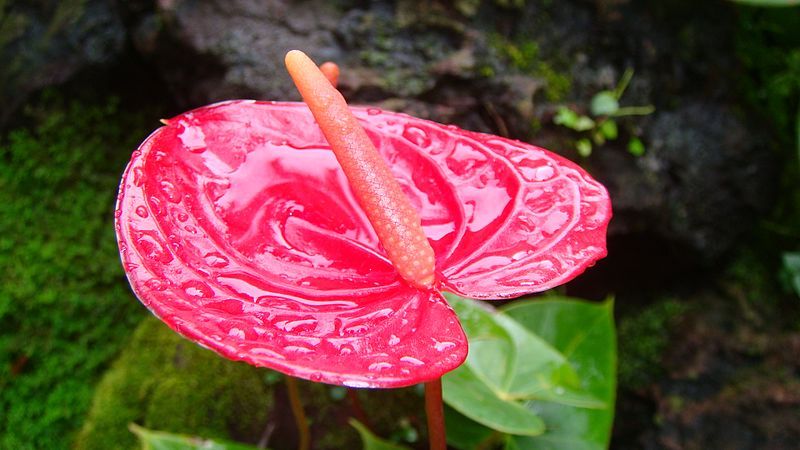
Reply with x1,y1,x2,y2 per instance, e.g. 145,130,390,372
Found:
115,100,467,387
115,100,610,386
354,105,612,299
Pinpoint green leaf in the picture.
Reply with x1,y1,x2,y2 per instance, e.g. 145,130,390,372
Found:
554,107,595,131
574,116,596,131
444,406,497,450
795,99,799,169
553,107,578,128
628,137,646,156
129,423,260,450
590,91,619,116
502,297,617,450
613,68,635,99
443,362,546,435
782,252,800,297
729,0,800,6
443,296,606,437
599,120,618,140
576,139,593,157
350,419,412,450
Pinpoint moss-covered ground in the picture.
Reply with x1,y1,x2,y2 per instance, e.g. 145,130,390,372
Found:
74,317,273,450
0,92,153,449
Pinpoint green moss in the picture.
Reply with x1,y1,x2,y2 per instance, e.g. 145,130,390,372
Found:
75,317,272,450
736,7,800,142
735,8,800,308
0,1,30,48
617,300,688,390
0,93,151,449
47,0,87,37
487,34,571,101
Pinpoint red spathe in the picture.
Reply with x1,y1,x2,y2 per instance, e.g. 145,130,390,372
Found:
115,100,611,388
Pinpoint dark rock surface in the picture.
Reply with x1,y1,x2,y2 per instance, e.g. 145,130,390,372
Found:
593,102,776,268
129,0,343,107
615,291,800,450
0,0,125,122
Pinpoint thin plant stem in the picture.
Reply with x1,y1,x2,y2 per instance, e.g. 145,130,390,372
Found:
425,378,447,450
285,376,310,450
348,389,372,430
612,105,655,117
613,68,635,99
795,98,799,170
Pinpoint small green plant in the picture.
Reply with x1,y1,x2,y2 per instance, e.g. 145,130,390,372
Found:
554,68,654,157
782,252,800,297
730,0,800,6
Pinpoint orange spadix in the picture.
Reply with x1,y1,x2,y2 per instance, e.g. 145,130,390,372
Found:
285,50,436,289
319,62,340,87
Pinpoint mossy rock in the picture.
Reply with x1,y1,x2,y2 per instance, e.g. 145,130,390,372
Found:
617,299,689,390
74,317,273,450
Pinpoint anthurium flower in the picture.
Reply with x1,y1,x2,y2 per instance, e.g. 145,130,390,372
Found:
115,76,611,389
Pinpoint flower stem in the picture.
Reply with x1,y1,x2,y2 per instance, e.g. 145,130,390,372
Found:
285,376,310,450
348,388,372,430
425,378,447,450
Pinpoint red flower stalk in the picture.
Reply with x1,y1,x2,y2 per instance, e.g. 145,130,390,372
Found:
115,55,611,388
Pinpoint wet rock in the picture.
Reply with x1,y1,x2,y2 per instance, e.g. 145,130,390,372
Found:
0,0,125,124
128,0,343,107
125,0,531,121
573,100,777,298
620,102,775,263
616,291,800,450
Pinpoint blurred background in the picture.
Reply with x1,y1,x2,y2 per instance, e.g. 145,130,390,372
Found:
1,0,799,449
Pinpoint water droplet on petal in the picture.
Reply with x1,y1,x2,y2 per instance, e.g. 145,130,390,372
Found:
133,230,173,264
433,341,456,352
203,252,229,268
367,108,381,116
148,197,164,216
145,278,168,291
182,280,213,298
339,345,354,355
179,124,207,152
160,181,181,203
400,356,425,366
285,345,313,354
228,327,245,339
135,205,149,218
205,179,231,202
368,362,393,372
402,125,431,147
